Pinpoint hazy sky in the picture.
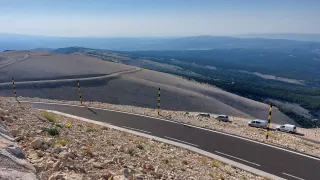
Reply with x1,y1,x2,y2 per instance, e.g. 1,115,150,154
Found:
1,0,319,37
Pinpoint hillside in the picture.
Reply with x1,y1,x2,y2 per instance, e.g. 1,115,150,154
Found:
48,47,320,127
0,50,133,83
0,50,296,125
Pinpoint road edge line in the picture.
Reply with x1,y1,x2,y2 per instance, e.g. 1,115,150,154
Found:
46,109,285,180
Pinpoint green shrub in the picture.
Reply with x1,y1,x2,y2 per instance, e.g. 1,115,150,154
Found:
136,144,144,150
43,125,59,136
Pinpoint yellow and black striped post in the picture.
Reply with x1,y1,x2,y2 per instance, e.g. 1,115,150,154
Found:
12,78,17,100
77,80,83,104
265,104,273,140
157,88,161,115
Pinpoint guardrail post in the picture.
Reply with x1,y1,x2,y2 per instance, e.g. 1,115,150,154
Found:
77,80,83,104
11,78,18,100
265,104,273,140
158,88,161,115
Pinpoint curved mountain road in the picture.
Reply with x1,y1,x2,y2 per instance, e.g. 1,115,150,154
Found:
22,101,320,180
0,67,141,86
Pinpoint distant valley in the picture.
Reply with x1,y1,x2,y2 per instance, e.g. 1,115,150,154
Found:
51,46,320,128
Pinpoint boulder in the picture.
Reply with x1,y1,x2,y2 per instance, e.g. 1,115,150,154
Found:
35,115,47,122
2,115,13,123
48,172,64,180
121,168,133,178
101,171,115,180
113,175,128,180
55,146,68,154
0,108,9,117
87,158,95,164
14,136,24,142
45,160,55,170
58,150,69,159
49,172,83,180
6,144,25,159
31,138,42,149
53,160,61,171
92,162,103,169
10,129,20,137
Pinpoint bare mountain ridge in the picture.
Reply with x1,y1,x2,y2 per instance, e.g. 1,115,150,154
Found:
0,50,295,125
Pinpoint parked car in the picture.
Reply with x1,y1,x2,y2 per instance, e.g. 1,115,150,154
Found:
276,124,297,133
248,119,268,128
216,115,230,122
196,113,210,118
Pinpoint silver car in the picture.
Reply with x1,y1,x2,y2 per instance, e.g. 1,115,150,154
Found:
248,119,268,128
216,115,230,122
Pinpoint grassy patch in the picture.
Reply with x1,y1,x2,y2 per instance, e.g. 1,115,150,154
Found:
86,127,96,133
41,110,57,124
212,160,221,168
300,141,315,147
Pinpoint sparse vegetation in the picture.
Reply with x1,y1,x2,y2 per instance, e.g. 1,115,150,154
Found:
82,147,94,157
43,125,59,136
86,127,96,132
19,103,32,110
127,148,136,156
56,138,68,147
41,110,57,124
300,141,315,147
136,144,144,150
212,160,221,168
65,123,72,128
36,150,44,158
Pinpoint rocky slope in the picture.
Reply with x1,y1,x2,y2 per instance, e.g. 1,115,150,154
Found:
0,97,265,180
0,102,38,179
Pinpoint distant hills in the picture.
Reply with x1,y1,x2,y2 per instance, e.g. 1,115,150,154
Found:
1,33,320,52
237,33,320,42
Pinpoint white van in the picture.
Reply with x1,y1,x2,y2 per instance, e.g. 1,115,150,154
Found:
216,115,230,122
276,124,297,133
248,119,268,128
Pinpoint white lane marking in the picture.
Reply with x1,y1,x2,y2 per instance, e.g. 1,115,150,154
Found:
20,100,320,161
122,126,151,134
164,136,199,147
215,151,260,167
282,172,305,180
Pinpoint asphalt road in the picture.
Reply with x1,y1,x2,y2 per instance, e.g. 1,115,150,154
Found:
28,101,320,180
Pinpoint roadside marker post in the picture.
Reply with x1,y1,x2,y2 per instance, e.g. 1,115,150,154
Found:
158,88,161,115
77,80,83,104
265,104,273,140
11,78,18,101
